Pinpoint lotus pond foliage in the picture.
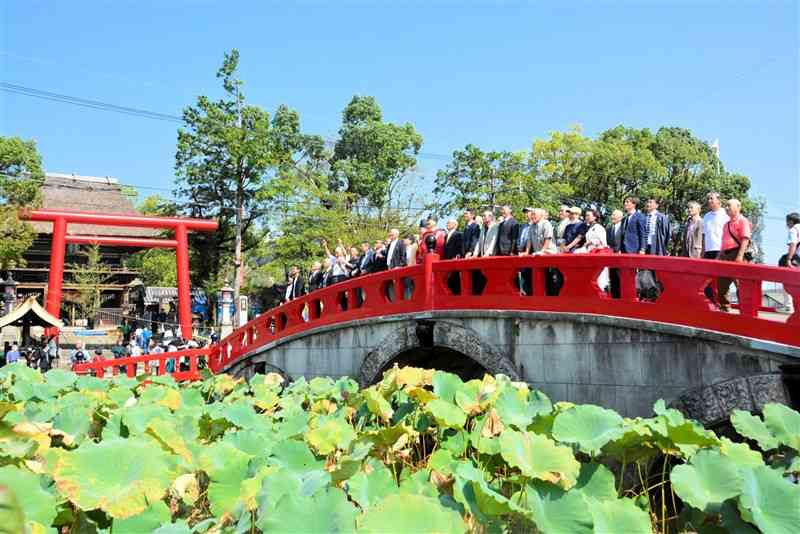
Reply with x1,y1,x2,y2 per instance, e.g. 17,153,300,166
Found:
0,362,798,533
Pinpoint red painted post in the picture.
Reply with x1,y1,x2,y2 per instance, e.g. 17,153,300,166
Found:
424,253,439,309
46,217,67,322
175,224,193,340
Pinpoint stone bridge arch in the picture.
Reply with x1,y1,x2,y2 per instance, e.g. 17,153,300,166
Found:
356,320,521,387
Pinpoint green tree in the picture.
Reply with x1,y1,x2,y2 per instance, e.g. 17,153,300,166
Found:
124,195,179,287
0,136,44,269
69,246,114,327
175,49,321,322
329,96,423,210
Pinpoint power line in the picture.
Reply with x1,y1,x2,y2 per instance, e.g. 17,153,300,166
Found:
1,82,455,162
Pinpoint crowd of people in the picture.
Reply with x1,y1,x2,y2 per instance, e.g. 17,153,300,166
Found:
282,193,800,312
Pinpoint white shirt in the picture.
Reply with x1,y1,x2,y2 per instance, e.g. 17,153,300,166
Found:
788,224,800,245
702,208,729,253
647,212,658,246
386,239,398,266
284,280,294,301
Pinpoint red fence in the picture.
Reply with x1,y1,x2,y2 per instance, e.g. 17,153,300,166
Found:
73,348,210,381
207,254,800,373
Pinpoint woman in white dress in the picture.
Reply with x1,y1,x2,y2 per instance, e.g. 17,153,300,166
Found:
575,209,610,290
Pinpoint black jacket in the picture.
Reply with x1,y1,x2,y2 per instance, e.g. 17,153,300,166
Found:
494,217,519,256
308,270,323,292
387,239,407,269
606,223,623,253
371,248,388,272
443,230,464,260
284,276,305,302
463,222,481,255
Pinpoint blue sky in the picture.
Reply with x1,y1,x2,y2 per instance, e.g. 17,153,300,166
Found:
1,0,798,261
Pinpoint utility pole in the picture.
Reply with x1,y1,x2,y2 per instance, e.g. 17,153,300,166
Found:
233,79,245,328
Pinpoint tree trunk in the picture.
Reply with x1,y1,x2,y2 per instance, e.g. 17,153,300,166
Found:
233,185,244,328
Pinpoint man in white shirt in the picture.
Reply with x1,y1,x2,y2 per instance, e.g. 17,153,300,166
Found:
702,192,729,260
386,229,406,269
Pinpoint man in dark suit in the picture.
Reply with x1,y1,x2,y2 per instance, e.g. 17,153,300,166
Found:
463,208,481,257
494,205,519,256
356,242,374,275
606,209,624,253
386,229,407,269
371,240,387,272
307,261,323,292
620,197,647,255
283,265,305,302
443,219,464,260
644,198,671,256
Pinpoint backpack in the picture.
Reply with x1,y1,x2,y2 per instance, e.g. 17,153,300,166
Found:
726,221,757,262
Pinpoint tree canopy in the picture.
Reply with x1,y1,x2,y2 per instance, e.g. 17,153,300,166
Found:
0,136,44,270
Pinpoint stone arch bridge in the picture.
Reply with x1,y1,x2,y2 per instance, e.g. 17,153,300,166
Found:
208,254,800,420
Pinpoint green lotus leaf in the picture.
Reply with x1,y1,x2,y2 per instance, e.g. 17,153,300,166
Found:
274,407,310,440
200,441,251,516
0,401,18,421
146,417,196,465
152,520,194,534
552,404,624,456
719,437,764,468
663,420,720,458
398,468,438,498
52,404,93,444
270,439,325,474
329,441,373,483
731,409,779,451
107,385,135,407
494,387,534,429
426,399,467,429
122,403,172,435
432,371,463,404
359,493,465,533
0,483,25,534
258,486,357,533
306,415,356,455
589,497,652,534
223,428,275,458
43,369,77,392
574,462,617,501
763,403,800,451
513,480,593,534
52,436,173,519
216,399,263,430
0,465,58,530
670,449,742,511
470,479,518,517
738,465,800,534
75,375,109,392
346,458,398,508
363,388,394,422
112,501,171,534
454,379,482,415
499,430,580,489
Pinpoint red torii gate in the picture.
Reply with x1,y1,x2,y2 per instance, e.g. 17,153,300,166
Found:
22,209,218,339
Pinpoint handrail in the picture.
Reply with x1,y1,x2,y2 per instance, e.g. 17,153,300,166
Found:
73,347,210,381
208,254,800,373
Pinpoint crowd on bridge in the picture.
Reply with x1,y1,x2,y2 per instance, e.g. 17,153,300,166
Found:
282,193,799,313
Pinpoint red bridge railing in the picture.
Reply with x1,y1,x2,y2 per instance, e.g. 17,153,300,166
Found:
73,348,210,381
208,254,800,373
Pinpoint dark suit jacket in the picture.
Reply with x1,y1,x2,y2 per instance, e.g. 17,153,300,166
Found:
645,211,671,256
321,270,333,288
443,230,464,260
494,217,519,256
371,248,388,272
358,250,374,274
285,276,305,301
621,211,647,254
387,239,407,269
463,222,481,255
308,270,323,292
606,223,623,253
